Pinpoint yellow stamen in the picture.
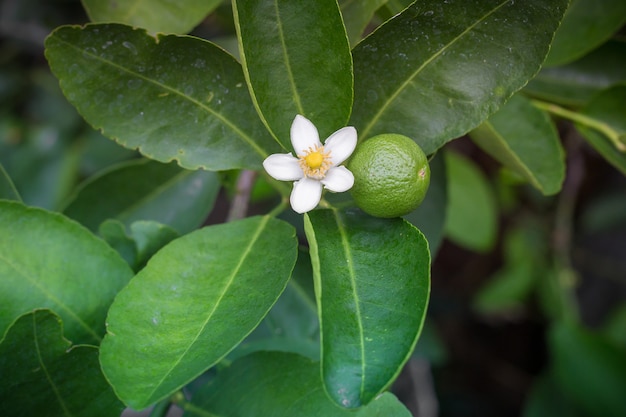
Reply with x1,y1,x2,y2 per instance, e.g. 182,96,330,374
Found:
298,145,332,180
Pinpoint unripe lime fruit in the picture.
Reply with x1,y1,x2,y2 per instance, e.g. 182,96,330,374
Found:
348,134,430,218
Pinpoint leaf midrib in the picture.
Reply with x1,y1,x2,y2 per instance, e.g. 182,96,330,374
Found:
360,0,511,139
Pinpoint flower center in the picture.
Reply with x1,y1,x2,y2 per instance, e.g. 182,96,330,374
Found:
298,145,332,180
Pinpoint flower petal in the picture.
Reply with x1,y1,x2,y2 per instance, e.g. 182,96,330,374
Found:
263,153,303,181
291,115,321,155
290,177,323,214
324,126,357,166
321,166,354,192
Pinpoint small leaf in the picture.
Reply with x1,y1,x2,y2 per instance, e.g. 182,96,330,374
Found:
186,351,412,417
350,0,569,154
45,23,280,171
544,0,626,67
0,201,133,344
99,219,139,268
444,151,497,252
0,310,124,417
470,94,565,195
233,0,353,146
100,216,298,409
524,40,626,107
549,322,626,417
576,85,626,175
305,209,430,408
130,220,180,268
81,0,222,35
62,158,220,234
339,0,389,47
0,163,21,202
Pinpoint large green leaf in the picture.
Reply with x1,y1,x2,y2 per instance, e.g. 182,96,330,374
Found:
81,0,221,35
0,201,133,344
0,310,123,417
524,40,626,107
470,94,565,195
99,216,298,409
62,158,219,234
186,351,412,417
549,322,626,417
576,85,626,175
444,151,497,252
544,0,626,67
0,163,21,202
350,0,569,154
305,209,430,408
339,0,389,47
233,0,353,146
45,23,280,171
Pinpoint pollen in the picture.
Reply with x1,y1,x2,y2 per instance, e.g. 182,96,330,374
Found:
298,144,332,180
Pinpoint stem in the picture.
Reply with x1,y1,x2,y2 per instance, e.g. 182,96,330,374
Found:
226,170,257,222
531,99,626,152
170,391,221,417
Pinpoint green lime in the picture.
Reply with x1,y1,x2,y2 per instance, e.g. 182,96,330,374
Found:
348,134,430,218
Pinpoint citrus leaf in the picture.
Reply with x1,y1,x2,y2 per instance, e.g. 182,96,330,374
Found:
233,0,353,146
62,158,219,234
544,0,626,67
81,0,222,35
350,0,569,154
0,163,21,202
339,0,389,47
444,151,497,252
305,209,430,408
186,351,412,417
0,310,123,417
0,201,133,344
45,23,280,171
99,216,298,409
470,94,565,195
524,40,626,107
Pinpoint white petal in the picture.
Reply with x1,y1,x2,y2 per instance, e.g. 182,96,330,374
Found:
324,126,357,166
263,153,303,181
290,177,323,214
321,166,354,192
291,114,321,155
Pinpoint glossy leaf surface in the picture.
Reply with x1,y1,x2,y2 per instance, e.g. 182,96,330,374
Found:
63,158,219,234
576,85,626,175
444,151,497,252
0,163,21,202
524,40,626,107
544,0,626,67
470,94,564,195
100,216,298,409
45,24,280,171
186,351,412,417
233,0,353,146
0,310,123,417
305,209,430,408
82,0,221,35
340,0,389,47
0,201,133,344
350,0,569,154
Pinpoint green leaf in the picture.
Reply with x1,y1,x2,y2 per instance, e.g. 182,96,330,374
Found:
403,152,447,254
0,163,21,202
62,158,220,234
233,0,353,146
305,209,430,408
549,322,626,417
130,220,180,268
444,151,497,252
81,0,222,35
45,23,280,171
576,85,626,175
544,0,626,67
99,219,139,268
0,201,133,344
186,351,412,417
0,310,123,417
524,40,626,107
339,0,389,47
523,372,585,417
99,216,298,409
350,0,569,154
470,94,565,195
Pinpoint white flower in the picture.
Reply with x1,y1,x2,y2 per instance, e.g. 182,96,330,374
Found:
263,115,357,214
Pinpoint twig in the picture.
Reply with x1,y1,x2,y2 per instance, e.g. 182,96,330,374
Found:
226,170,257,222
